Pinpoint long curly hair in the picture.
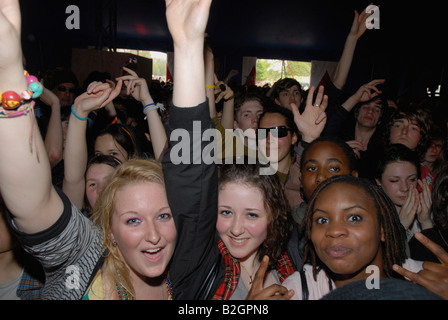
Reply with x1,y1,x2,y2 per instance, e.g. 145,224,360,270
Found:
218,161,292,270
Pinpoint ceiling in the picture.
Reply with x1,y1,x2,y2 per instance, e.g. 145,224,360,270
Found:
19,0,448,98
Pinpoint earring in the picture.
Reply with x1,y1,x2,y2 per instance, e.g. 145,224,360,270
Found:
112,239,117,247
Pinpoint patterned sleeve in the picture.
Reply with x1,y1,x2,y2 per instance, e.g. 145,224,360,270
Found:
6,187,106,300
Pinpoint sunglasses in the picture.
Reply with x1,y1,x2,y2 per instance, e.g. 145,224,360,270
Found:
57,85,75,94
257,126,292,139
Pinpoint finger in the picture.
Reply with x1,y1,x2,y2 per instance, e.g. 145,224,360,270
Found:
415,232,448,265
251,256,269,290
105,79,115,89
90,82,111,94
86,81,102,94
215,91,225,103
122,66,138,77
290,102,301,124
117,75,138,82
319,94,329,112
393,264,426,284
306,86,316,107
100,79,123,108
264,284,293,300
313,85,325,107
315,110,327,125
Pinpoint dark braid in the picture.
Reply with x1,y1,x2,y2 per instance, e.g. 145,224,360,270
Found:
301,175,408,281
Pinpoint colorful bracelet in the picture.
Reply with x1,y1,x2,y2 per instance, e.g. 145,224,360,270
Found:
71,104,88,121
0,70,43,111
143,102,166,120
0,100,35,118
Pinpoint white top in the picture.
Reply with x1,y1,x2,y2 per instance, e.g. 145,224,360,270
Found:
283,259,424,300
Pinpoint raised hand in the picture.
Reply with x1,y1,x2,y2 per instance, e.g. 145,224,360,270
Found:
72,79,122,119
291,85,328,143
165,0,212,46
349,3,376,40
345,140,366,159
393,232,448,300
116,67,152,104
246,256,294,300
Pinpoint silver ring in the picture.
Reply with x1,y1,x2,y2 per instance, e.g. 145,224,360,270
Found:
314,104,320,107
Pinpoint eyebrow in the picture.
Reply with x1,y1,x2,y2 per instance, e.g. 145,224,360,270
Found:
218,205,262,212
313,205,368,215
304,158,344,165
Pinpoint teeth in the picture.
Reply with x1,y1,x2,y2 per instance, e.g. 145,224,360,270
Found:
145,248,161,253
232,238,247,243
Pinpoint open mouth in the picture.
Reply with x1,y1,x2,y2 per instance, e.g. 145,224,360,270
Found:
142,248,163,262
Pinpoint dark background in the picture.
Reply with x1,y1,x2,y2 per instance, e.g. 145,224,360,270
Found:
20,0,448,100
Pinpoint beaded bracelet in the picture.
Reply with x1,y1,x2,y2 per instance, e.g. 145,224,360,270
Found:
0,70,43,118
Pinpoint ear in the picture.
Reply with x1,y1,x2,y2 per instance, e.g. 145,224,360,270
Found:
233,120,239,130
380,226,386,242
291,132,299,146
275,98,281,105
351,170,359,178
375,178,381,187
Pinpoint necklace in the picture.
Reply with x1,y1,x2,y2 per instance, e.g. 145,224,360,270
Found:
164,276,173,300
240,263,257,285
116,274,173,300
116,281,129,300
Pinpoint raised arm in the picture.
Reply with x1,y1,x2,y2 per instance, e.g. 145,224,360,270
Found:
117,67,168,162
62,80,122,209
166,0,211,107
332,5,373,90
214,76,235,129
163,0,219,300
0,0,63,233
40,86,63,168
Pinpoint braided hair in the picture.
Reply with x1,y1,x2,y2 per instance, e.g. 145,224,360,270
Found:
301,174,408,281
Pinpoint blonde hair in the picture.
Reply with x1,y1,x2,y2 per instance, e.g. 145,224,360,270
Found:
90,158,165,299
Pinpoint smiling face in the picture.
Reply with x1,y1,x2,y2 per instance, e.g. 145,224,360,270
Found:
110,182,176,279
310,182,384,285
217,182,269,262
301,141,357,201
376,161,418,208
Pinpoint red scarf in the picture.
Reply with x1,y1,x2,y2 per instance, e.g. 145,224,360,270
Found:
212,239,294,300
